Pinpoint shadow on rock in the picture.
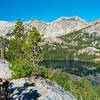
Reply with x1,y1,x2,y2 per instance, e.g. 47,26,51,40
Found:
10,82,41,100
22,89,40,100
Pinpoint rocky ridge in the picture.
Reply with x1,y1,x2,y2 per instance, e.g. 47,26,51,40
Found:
1,16,100,38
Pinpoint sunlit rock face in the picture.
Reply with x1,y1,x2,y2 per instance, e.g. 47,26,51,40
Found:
9,77,77,100
1,16,100,38
0,21,15,36
0,59,11,79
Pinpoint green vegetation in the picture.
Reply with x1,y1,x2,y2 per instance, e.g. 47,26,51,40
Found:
43,43,69,60
0,37,9,59
52,70,100,100
3,19,100,100
6,19,45,79
34,66,53,79
43,29,100,62
6,19,25,62
42,28,100,99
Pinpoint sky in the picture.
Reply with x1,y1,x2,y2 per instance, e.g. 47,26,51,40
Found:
0,0,100,22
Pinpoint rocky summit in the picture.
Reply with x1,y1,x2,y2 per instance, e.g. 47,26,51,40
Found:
0,16,100,38
0,59,77,100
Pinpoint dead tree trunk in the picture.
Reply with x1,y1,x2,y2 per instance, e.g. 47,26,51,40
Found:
1,47,4,59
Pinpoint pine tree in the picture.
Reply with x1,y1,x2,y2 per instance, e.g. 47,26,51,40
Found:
20,27,43,77
7,20,44,78
6,19,27,78
11,19,24,39
6,19,25,62
23,27,42,67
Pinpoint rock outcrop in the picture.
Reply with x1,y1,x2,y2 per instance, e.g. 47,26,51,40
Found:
9,78,77,100
0,59,11,79
0,59,77,100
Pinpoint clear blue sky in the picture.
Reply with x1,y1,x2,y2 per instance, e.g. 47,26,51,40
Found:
0,0,100,22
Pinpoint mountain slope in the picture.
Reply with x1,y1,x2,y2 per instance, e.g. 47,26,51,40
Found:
0,21,15,36
43,28,100,62
0,16,93,37
1,16,100,38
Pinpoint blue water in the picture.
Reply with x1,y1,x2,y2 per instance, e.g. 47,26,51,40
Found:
91,82,96,86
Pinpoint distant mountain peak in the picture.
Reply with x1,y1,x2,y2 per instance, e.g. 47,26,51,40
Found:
71,16,81,20
54,16,86,22
24,19,44,23
93,18,100,23
0,21,8,23
53,16,69,22
71,16,81,19
71,16,87,22
66,16,86,22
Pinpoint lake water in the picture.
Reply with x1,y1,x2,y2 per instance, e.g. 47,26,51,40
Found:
40,60,99,76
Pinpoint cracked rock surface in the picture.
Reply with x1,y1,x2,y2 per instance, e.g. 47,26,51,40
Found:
9,77,77,100
0,59,11,79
